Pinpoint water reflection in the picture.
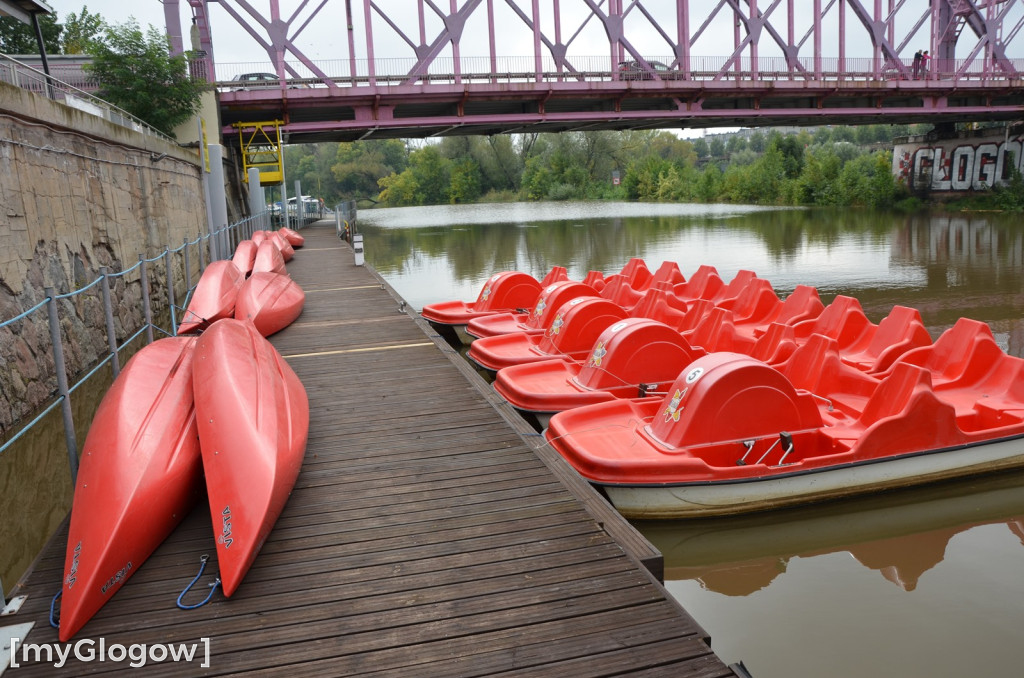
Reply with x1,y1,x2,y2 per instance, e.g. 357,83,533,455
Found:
637,470,1024,596
359,203,1024,356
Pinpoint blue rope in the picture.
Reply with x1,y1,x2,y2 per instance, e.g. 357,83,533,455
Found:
49,590,61,628
176,555,221,610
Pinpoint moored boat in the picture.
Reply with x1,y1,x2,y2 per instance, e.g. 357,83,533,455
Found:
494,317,705,428
178,260,244,334
466,280,598,340
59,336,203,640
235,271,305,337
192,318,309,596
467,297,628,376
421,267,567,345
544,322,1024,519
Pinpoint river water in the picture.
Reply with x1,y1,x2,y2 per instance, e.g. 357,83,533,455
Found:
358,201,1024,677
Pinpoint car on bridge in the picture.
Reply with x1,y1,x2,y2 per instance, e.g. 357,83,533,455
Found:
618,60,675,80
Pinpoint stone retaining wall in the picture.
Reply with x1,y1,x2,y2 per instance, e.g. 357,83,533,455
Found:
0,81,207,435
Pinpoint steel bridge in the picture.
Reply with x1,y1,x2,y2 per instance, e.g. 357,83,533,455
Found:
163,1,1024,144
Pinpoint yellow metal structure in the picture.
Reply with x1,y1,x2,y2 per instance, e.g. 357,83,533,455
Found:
232,120,285,186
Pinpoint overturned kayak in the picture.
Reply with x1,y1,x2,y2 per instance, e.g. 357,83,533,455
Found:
235,272,305,337
268,231,295,262
178,260,244,334
279,227,305,247
545,320,1024,518
252,240,287,276
193,318,309,596
232,240,258,277
59,336,203,640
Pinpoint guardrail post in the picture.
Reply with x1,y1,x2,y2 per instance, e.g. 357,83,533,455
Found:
198,234,206,272
45,287,79,481
139,254,154,344
165,248,177,335
100,267,121,378
183,237,191,297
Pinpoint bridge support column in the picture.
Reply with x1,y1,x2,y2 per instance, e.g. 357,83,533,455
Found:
207,144,229,260
248,167,266,234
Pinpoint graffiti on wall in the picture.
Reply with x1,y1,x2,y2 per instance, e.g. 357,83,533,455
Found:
893,135,1024,192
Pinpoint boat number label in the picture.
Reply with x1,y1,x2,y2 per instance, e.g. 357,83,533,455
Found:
609,322,628,333
219,505,233,548
684,366,704,384
65,541,82,589
100,561,133,595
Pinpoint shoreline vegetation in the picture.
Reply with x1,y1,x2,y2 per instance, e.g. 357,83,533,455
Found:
283,124,1024,214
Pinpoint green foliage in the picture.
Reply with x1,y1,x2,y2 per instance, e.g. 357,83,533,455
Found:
448,159,481,204
62,8,105,54
331,140,407,201
0,14,61,54
277,124,947,211
376,145,452,206
84,19,205,136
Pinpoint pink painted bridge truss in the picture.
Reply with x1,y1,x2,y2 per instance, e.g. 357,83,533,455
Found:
161,0,1024,142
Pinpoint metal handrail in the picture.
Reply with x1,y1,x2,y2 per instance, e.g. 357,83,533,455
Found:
0,52,177,143
0,213,271,481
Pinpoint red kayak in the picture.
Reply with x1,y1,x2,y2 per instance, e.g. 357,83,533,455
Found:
179,260,244,334
193,318,309,596
279,227,305,247
232,240,258,277
268,231,295,262
252,240,287,276
235,272,305,337
59,336,202,640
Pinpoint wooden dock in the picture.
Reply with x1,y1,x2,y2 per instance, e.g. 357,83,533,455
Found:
5,223,739,677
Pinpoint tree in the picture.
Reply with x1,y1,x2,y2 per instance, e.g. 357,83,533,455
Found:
0,14,61,54
85,19,205,136
62,8,105,54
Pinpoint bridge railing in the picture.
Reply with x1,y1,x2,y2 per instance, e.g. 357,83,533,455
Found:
0,52,175,143
214,53,1024,89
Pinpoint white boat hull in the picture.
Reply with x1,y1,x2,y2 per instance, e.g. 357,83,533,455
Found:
602,435,1024,519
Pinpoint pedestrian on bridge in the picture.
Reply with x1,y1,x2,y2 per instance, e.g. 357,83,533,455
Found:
912,50,922,79
920,51,931,78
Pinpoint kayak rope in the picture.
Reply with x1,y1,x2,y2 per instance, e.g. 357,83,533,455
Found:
48,590,61,628
176,555,221,610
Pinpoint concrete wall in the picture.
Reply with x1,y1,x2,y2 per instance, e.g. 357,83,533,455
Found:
0,80,208,433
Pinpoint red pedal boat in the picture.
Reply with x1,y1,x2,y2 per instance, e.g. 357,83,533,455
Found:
59,336,203,640
466,280,597,339
545,319,1024,519
178,260,244,334
495,318,705,428
235,272,305,337
193,318,309,596
421,267,568,345
468,297,628,376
